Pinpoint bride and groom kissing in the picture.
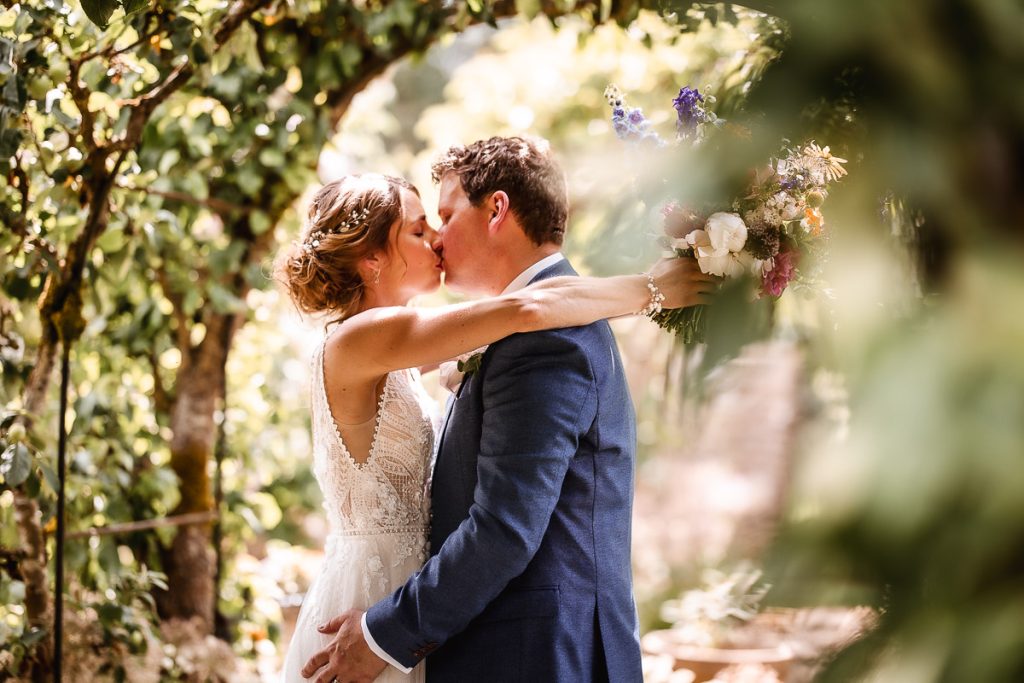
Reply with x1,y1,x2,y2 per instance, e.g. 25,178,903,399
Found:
277,135,715,682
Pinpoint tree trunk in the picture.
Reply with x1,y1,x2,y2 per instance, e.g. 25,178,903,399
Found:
15,318,58,681
155,313,238,628
13,491,51,682
14,163,114,679
7,3,277,671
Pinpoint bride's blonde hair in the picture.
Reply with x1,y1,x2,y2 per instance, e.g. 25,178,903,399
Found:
275,174,417,321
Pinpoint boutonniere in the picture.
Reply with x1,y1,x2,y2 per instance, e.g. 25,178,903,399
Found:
457,352,483,377
439,347,487,394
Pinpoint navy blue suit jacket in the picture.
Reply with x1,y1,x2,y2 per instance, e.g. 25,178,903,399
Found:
366,259,643,682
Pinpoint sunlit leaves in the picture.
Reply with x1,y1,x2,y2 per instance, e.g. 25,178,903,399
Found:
0,442,32,487
81,0,120,29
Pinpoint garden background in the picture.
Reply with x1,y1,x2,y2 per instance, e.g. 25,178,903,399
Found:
2,0,1023,680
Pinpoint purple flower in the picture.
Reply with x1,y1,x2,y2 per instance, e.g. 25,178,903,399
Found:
761,242,799,297
611,105,663,143
780,174,805,192
606,85,666,145
673,86,707,133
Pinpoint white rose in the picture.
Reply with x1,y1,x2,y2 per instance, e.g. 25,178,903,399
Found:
685,226,747,277
704,212,748,253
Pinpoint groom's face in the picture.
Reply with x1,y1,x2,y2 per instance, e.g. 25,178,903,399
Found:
437,173,494,295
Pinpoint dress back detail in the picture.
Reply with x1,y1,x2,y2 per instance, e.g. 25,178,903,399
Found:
310,338,436,539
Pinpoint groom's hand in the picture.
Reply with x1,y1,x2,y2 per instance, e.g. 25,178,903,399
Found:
301,609,387,683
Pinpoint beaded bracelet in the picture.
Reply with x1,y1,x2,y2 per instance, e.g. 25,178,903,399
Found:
637,273,666,318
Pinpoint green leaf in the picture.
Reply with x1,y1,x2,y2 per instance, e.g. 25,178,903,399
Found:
0,9,18,30
81,0,120,28
24,471,41,497
236,166,262,196
158,149,180,175
258,147,286,169
40,463,59,492
338,43,362,78
96,228,128,254
0,442,31,487
207,282,246,313
701,276,773,371
21,627,47,647
250,210,271,235
515,0,541,20
122,0,150,15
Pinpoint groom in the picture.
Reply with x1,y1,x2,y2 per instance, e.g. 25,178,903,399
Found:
302,136,644,682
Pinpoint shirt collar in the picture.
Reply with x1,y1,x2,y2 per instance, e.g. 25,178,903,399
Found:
501,252,565,294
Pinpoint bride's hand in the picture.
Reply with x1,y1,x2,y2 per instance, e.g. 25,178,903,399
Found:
647,256,719,309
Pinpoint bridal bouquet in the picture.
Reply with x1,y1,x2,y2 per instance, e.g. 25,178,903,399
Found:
605,85,848,343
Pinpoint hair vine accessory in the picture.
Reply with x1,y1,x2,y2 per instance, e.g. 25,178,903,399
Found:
637,272,666,319
302,205,373,252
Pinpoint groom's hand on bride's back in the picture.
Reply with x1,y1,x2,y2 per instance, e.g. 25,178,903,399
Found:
300,609,386,683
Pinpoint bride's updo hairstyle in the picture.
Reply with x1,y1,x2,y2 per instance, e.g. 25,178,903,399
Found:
276,173,417,321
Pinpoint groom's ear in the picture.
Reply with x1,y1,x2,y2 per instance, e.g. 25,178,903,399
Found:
487,190,510,233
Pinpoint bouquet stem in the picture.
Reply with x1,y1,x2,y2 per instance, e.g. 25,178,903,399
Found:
652,304,706,344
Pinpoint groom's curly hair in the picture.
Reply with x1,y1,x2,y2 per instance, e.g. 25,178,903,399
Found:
431,136,568,246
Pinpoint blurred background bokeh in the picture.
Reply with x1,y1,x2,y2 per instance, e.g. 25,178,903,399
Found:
2,1,1022,681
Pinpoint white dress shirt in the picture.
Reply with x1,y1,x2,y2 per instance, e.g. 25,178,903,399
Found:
500,251,565,294
362,251,565,672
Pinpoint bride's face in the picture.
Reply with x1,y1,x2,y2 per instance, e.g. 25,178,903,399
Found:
384,188,443,299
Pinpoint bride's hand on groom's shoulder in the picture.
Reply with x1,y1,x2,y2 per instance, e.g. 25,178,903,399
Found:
649,256,720,309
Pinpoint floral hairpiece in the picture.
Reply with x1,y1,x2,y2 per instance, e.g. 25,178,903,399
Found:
303,205,372,253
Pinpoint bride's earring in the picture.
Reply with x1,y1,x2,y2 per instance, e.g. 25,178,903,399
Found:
373,268,381,285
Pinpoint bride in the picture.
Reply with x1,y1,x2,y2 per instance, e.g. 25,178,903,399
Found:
276,172,714,682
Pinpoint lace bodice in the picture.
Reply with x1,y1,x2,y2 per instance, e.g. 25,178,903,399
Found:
310,337,438,536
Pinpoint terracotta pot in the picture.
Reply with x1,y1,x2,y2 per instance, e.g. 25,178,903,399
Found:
641,629,794,682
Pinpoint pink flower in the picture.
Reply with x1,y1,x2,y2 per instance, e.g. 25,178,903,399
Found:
760,243,799,297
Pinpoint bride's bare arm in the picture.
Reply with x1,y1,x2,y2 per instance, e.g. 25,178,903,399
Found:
335,257,716,378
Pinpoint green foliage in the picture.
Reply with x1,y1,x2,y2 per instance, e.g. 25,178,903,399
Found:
734,2,1024,681
6,0,1018,678
81,0,123,29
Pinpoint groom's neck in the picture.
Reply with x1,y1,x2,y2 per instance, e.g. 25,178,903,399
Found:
491,243,561,293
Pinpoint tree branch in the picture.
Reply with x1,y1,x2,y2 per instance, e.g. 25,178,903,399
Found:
67,60,98,152
115,182,252,215
112,0,274,153
74,15,160,64
155,265,192,357
10,153,29,243
61,511,218,540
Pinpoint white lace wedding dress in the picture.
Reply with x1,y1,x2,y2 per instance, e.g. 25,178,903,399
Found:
281,338,438,682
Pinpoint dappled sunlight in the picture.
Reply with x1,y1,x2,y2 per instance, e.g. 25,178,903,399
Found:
4,0,1022,681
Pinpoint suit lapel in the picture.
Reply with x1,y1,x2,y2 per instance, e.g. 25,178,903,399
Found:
435,392,458,463
432,258,577,469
